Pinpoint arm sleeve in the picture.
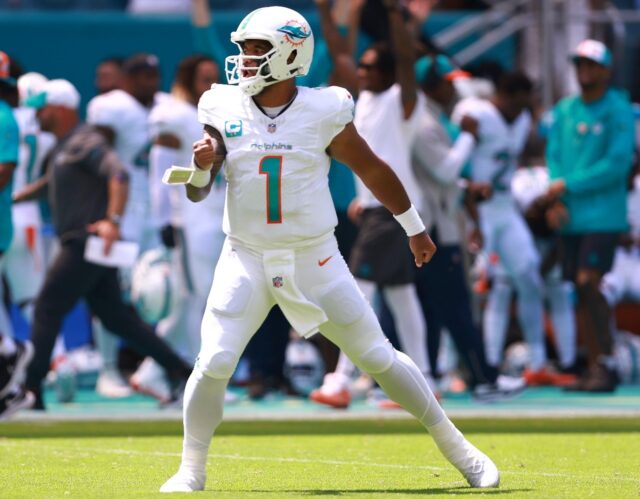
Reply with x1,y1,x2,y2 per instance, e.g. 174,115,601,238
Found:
97,147,128,181
563,105,635,194
413,121,475,186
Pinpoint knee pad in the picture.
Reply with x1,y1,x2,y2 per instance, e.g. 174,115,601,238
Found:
196,350,239,379
312,278,367,326
356,339,396,374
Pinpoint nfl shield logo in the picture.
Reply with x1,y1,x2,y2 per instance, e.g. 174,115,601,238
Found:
272,276,284,288
267,123,277,134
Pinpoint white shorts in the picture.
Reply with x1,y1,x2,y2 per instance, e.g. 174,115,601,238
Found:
198,236,383,372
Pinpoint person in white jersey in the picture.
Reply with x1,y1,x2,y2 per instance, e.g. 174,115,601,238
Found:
160,4,499,493
87,53,166,398
452,72,552,385
486,165,578,381
3,72,55,327
310,0,435,410
130,54,226,402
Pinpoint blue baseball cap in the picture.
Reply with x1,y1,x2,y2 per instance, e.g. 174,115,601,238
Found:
571,39,612,67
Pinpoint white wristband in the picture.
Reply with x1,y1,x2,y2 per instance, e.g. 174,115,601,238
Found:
394,204,426,237
188,158,211,188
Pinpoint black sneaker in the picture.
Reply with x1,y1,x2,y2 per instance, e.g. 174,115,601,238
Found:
0,340,34,398
473,375,526,403
0,386,35,420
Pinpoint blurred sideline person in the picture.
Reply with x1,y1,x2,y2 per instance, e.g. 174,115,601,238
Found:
94,57,124,96
487,165,578,375
3,72,56,331
408,54,525,401
132,54,228,403
160,5,499,493
17,79,191,410
546,40,635,392
452,72,567,386
87,53,167,398
0,50,21,347
311,0,435,410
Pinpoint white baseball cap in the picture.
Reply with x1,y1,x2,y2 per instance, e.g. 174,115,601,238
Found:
571,39,612,67
24,78,80,110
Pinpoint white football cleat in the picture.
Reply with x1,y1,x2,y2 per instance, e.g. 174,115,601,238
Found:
429,418,500,488
160,470,206,493
96,368,133,399
129,358,171,404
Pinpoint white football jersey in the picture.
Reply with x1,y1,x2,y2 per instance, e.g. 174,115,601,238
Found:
452,97,531,207
149,96,226,228
12,107,55,192
12,107,55,226
354,84,425,209
511,166,550,213
198,84,354,249
87,89,169,171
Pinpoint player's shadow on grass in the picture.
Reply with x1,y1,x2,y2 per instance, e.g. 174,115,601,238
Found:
239,488,530,495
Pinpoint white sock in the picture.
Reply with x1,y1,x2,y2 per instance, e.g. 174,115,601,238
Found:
383,285,431,376
546,280,576,368
483,280,512,367
334,350,356,379
514,273,546,371
371,350,444,427
180,369,227,475
94,320,120,372
0,334,17,356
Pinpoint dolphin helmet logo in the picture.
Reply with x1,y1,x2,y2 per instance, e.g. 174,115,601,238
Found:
278,21,310,47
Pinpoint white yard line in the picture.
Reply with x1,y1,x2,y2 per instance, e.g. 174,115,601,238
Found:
3,441,640,484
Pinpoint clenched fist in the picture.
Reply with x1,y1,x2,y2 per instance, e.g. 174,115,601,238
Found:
193,135,223,171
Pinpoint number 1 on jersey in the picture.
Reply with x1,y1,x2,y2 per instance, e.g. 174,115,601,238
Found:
259,156,283,224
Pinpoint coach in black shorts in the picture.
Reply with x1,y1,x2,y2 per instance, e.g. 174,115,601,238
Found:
15,79,191,408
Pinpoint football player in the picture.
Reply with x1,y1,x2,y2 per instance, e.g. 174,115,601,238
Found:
160,4,499,493
452,72,551,384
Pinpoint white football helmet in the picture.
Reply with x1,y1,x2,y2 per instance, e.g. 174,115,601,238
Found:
225,6,314,96
131,248,174,325
283,339,325,396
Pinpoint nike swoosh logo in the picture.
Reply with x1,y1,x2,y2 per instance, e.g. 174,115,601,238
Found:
318,256,333,267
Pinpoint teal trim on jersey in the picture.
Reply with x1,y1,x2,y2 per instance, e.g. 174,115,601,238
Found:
546,89,634,233
0,100,19,251
24,91,47,110
23,133,38,184
225,120,243,138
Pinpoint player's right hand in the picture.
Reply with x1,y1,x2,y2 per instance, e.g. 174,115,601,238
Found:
193,136,216,171
409,231,437,268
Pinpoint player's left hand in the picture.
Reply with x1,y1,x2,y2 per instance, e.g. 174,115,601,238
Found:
409,231,436,267
548,179,566,198
87,219,120,256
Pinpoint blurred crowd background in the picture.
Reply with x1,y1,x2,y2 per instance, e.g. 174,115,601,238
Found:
0,0,639,415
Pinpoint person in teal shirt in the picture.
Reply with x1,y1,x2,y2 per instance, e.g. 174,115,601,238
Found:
545,39,635,393
0,51,19,257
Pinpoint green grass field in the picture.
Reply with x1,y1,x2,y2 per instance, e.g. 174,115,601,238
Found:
1,418,639,498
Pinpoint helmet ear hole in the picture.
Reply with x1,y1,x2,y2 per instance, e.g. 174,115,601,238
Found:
287,50,298,65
